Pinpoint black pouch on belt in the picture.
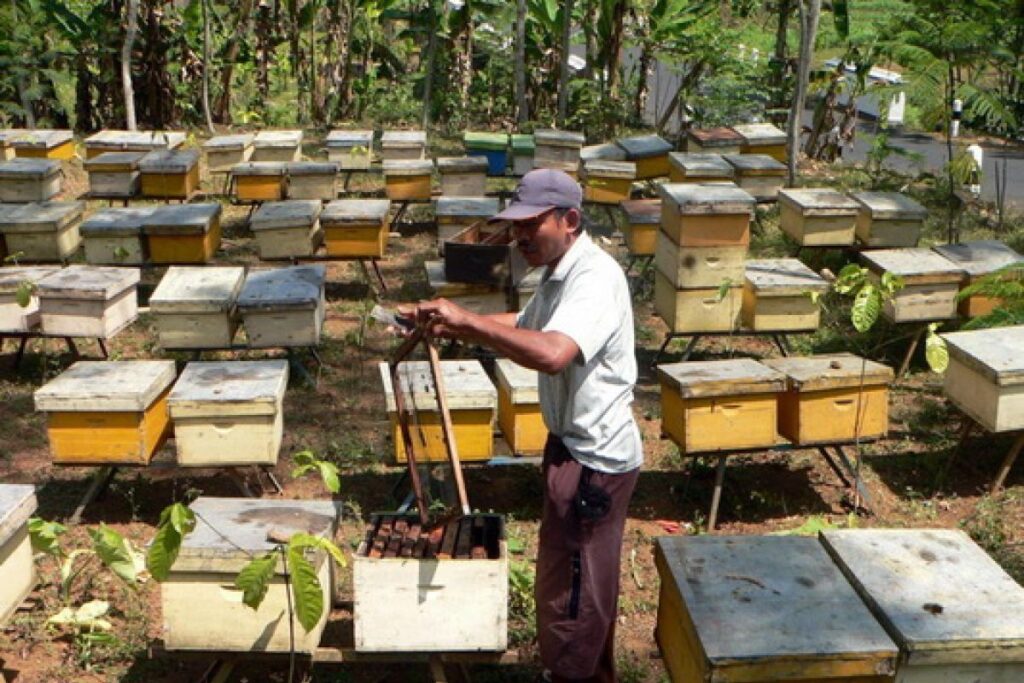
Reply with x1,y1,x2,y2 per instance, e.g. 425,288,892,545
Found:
574,466,611,521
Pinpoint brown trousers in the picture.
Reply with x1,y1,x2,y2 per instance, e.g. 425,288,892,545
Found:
536,435,640,682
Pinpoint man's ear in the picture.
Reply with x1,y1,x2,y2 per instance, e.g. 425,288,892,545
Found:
564,208,583,233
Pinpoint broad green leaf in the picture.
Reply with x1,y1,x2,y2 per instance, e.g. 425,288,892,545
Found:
317,461,341,494
146,524,181,582
15,281,34,308
925,323,949,373
167,503,196,536
290,532,347,568
60,549,94,600
880,271,904,296
89,524,140,585
715,278,733,302
47,600,112,631
235,552,278,610
851,284,881,333
29,517,66,557
287,545,324,632
834,264,865,295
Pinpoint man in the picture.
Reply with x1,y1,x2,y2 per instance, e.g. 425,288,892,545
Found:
407,169,642,682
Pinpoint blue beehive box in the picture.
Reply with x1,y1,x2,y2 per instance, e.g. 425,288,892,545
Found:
463,132,509,176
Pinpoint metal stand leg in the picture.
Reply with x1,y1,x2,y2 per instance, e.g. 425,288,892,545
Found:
680,336,701,361
68,466,118,525
992,432,1024,493
65,337,79,359
772,334,791,356
707,455,727,531
824,444,872,510
818,446,852,487
259,466,285,495
370,258,387,293
199,658,235,683
227,468,256,498
97,338,108,359
13,337,28,368
393,200,410,227
898,325,927,378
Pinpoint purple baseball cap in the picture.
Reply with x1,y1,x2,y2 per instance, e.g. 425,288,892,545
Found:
490,168,583,222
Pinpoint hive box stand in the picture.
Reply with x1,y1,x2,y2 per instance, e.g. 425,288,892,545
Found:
81,207,156,265
0,266,59,331
685,127,743,155
231,162,287,202
731,122,788,162
83,130,185,159
251,130,303,163
463,131,509,176
436,156,488,197
380,359,497,462
325,130,374,169
655,535,898,683
852,192,927,248
149,266,245,349
0,201,84,262
34,360,175,465
383,159,433,201
941,325,1024,433
821,528,1024,683
202,134,254,174
495,358,546,455
169,360,289,467
0,158,62,203
510,134,535,176
620,199,660,256
138,149,200,200
582,160,636,204
286,161,339,201
0,485,38,627
615,134,673,179
320,199,391,258
860,249,963,323
667,152,734,184
380,130,427,161
933,240,1024,318
742,258,828,331
162,497,341,653
426,261,508,315
533,129,585,174
10,130,75,160
36,265,139,338
237,265,326,348
723,154,787,201
84,152,145,199
142,203,222,264
249,200,322,259
778,188,861,247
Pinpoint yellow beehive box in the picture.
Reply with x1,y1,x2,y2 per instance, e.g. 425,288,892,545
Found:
320,198,392,258
742,258,828,331
142,203,222,264
162,496,341,653
251,130,303,162
237,265,326,348
860,248,963,323
582,159,636,205
778,188,861,247
138,149,200,199
851,191,927,248
655,232,746,289
655,272,742,333
435,197,499,253
0,130,27,160
286,161,338,200
534,129,585,173
933,240,1024,318
84,151,145,199
667,152,734,183
83,130,185,159
380,130,427,161
380,359,497,463
202,133,254,173
731,122,788,162
0,200,83,262
0,265,59,332
80,207,156,266
941,325,1024,433
34,360,175,465
723,153,786,201
169,360,288,467
620,199,660,256
685,127,743,155
657,183,755,248
383,159,433,201
10,130,75,160
655,535,898,683
0,485,38,627
495,358,546,455
615,134,673,179
0,158,62,203
325,129,374,169
821,528,1024,683
249,200,323,259
231,161,287,202
36,265,139,338
657,358,785,453
763,354,893,445
149,266,245,349
436,156,488,197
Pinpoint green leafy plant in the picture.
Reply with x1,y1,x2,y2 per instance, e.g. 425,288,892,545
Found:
957,263,1024,331
291,449,341,494
833,264,904,333
30,518,143,603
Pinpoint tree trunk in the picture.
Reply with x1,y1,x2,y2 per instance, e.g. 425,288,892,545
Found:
515,0,528,124
10,0,35,127
310,0,318,124
122,0,139,130
421,0,442,129
329,0,352,121
256,2,272,113
771,0,792,93
605,0,627,98
786,0,820,186
556,0,574,126
201,0,215,133
582,0,597,80
213,0,254,124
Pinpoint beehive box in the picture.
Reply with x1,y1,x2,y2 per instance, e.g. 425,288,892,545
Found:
580,143,628,164
83,130,185,158
620,199,660,256
142,203,222,264
685,127,743,155
582,160,636,205
667,152,734,183
821,528,1024,683
169,360,288,467
0,201,84,262
723,154,787,201
533,129,585,173
852,192,927,248
742,258,828,331
512,267,541,311
383,159,433,201
444,223,527,287
463,131,509,176
941,325,1024,433
231,162,287,202
0,485,38,627
251,130,303,162
237,265,326,348
138,149,200,199
10,130,75,160
150,266,245,349
763,354,893,445
353,513,508,652
249,200,322,259
36,265,139,337
320,199,391,258
778,188,861,246
435,197,499,253
0,158,62,202
655,535,897,683
658,359,785,453
83,152,144,198
657,183,755,248
325,129,374,169
510,134,534,175
162,496,341,653
380,130,427,161
0,130,27,161
286,161,338,200
0,265,59,331
80,207,156,265
860,249,963,323
34,360,175,465
655,235,746,290
615,134,673,179
731,122,788,162
655,272,742,333
933,240,1024,318
494,358,546,455
436,156,488,197
426,260,507,314
202,134,254,173
380,359,497,462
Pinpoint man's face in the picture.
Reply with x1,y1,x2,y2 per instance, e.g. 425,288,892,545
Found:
510,208,580,268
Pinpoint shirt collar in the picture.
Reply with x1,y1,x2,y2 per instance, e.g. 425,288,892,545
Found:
544,231,592,283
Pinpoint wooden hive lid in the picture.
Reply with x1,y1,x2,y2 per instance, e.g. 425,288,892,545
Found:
382,158,433,176
686,126,743,146
932,240,1024,277
860,248,963,283
583,159,636,179
619,199,661,224
0,265,60,294
494,358,539,404
230,161,287,176
744,258,828,295
380,129,427,147
941,325,1024,385
435,196,499,218
0,484,38,547
821,528,1024,665
250,200,322,231
86,130,186,150
723,153,787,175
657,358,785,398
36,264,139,300
286,161,338,176
11,129,73,148
851,191,928,220
379,359,497,412
168,359,288,418
730,122,787,145
0,201,85,234
237,264,325,311
667,152,734,177
436,155,489,173
81,206,158,237
777,187,860,215
325,129,374,146
172,496,341,574
580,143,626,162
534,128,585,148
142,202,221,236
320,199,391,225
34,360,176,412
83,151,147,171
657,183,755,215
762,353,894,390
425,260,498,296
463,131,509,150
253,130,303,147
655,535,898,674
614,134,673,159
510,134,535,153
202,133,255,150
0,158,61,178
138,149,200,173
149,266,245,313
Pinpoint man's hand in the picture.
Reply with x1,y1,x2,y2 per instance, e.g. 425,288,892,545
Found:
397,298,475,340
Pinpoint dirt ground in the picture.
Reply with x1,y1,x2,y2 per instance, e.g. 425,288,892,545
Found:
0,149,1021,683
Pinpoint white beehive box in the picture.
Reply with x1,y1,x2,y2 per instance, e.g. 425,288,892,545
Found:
286,161,338,200
742,258,828,331
667,152,734,183
0,265,59,331
860,248,963,322
723,153,787,201
36,265,139,338
83,130,185,158
0,201,84,262
162,496,341,653
0,158,62,202
202,134,254,173
237,265,325,348
778,188,861,247
0,485,38,627
169,360,289,467
821,528,1024,683
655,232,746,289
249,200,323,259
426,260,507,314
941,325,1024,433
251,130,303,162
84,151,145,198
533,129,585,173
380,130,427,161
932,240,1024,318
325,129,374,169
852,192,927,248
435,197,499,253
436,156,488,197
150,266,245,349
80,207,156,266
320,198,392,258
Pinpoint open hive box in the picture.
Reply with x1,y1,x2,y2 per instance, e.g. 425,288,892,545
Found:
778,188,860,247
932,240,1023,318
742,257,828,331
619,198,660,256
941,325,1024,433
435,196,499,253
383,159,433,200
319,198,392,258
494,358,546,455
581,159,636,204
138,149,200,199
444,221,528,287
463,131,509,175
731,122,788,161
0,265,59,332
686,127,743,155
325,129,374,169
237,265,326,348
381,130,427,161
533,128,585,174
723,153,786,201
10,130,75,160
80,207,156,265
84,152,144,198
285,161,338,200
860,248,963,323
615,134,673,179
0,485,38,627
852,192,927,248
249,199,323,259
231,161,287,202
142,203,222,264
35,264,139,338
510,134,534,175
667,152,734,183
0,201,84,262
251,130,303,162
436,156,488,197
0,158,62,203
202,133,254,173
149,266,245,349
425,260,508,314
83,130,185,158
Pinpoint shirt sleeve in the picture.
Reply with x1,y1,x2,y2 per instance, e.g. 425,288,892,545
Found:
541,266,618,364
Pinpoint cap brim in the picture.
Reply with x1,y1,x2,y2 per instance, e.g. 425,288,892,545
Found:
488,203,554,223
